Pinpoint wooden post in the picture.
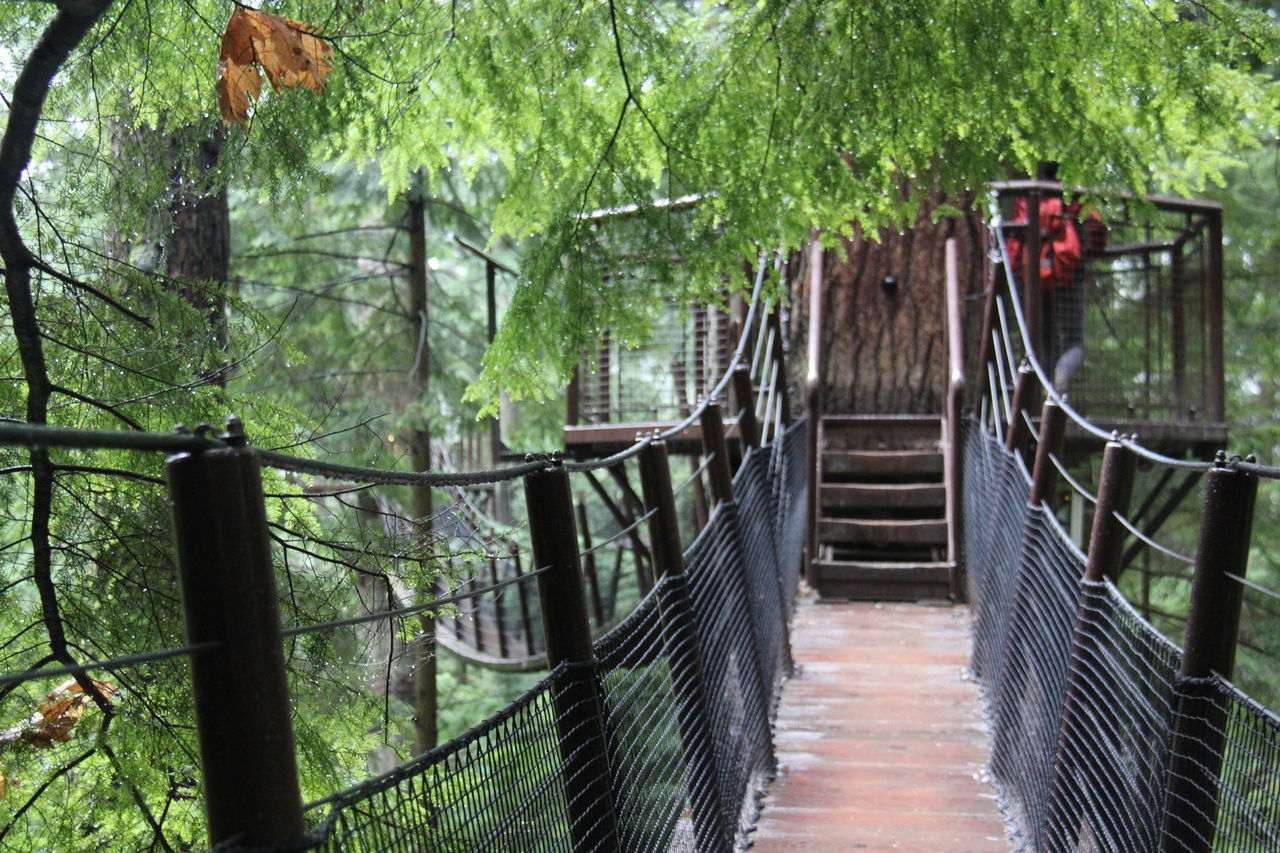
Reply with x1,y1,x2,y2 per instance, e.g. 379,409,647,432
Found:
511,544,536,657
805,236,824,588
166,419,304,848
566,364,581,426
1159,459,1257,853
637,441,732,851
1206,210,1226,423
732,364,761,453
489,553,508,658
1025,189,1044,361
524,459,620,852
1029,399,1067,508
576,494,606,627
699,401,736,507
944,238,967,601
1005,364,1041,463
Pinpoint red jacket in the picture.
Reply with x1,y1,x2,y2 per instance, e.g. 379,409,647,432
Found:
1007,196,1082,290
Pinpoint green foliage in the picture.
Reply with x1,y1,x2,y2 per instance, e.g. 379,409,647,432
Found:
6,0,1277,404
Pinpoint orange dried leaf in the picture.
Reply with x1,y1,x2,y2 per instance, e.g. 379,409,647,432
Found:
215,6,334,126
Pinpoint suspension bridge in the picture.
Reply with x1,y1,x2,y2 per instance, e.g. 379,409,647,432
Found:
0,181,1277,852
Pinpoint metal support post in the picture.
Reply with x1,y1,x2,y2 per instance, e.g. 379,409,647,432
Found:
523,458,621,853
637,441,732,852
700,401,736,507
1159,459,1257,853
166,418,304,848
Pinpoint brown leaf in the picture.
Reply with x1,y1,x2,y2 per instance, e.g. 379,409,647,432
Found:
216,6,334,126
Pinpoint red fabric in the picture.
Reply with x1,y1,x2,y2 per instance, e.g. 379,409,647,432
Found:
1007,196,1082,290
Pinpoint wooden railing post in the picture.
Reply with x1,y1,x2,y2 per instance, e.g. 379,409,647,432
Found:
523,457,621,853
1024,189,1044,360
165,417,304,848
1159,458,1257,853
769,307,791,427
1029,398,1067,508
638,441,733,852
1005,363,1040,463
732,364,761,453
1045,439,1137,849
700,401,736,506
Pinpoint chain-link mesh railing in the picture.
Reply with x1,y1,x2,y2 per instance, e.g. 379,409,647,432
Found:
247,418,808,853
963,416,1280,853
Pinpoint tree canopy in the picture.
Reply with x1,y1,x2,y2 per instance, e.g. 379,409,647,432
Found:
4,0,1277,404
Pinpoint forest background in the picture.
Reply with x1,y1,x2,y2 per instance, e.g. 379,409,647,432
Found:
2,0,1280,849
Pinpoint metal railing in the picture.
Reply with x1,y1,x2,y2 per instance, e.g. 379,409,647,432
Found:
965,208,1280,853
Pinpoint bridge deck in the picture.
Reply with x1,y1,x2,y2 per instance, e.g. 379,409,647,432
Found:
754,600,1009,852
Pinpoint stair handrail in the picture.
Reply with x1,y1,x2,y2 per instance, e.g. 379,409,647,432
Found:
804,234,824,587
944,238,966,599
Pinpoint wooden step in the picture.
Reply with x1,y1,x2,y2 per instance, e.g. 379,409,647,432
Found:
821,482,945,511
823,449,943,479
813,560,953,601
819,517,947,546
821,414,941,450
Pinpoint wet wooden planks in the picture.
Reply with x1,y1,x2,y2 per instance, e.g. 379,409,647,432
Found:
753,600,1009,852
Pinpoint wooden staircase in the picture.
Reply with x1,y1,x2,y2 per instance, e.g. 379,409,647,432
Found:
813,414,952,600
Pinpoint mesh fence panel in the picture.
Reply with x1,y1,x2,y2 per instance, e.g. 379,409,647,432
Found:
593,585,696,852
774,420,808,616
301,671,575,852
962,419,1032,686
1161,675,1280,853
732,445,793,696
987,503,1084,850
1046,580,1182,853
683,501,777,845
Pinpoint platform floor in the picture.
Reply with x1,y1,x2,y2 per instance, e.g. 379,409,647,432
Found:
752,599,1010,852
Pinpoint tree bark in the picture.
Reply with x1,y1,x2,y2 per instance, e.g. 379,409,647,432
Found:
788,191,986,415
166,125,231,382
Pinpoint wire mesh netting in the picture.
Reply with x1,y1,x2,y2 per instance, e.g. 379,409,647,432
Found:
730,445,793,700
299,671,574,851
228,419,808,853
1046,580,1181,853
682,499,778,845
1161,675,1280,853
964,415,1280,853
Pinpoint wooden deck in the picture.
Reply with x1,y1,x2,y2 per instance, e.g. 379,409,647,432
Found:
753,600,1010,852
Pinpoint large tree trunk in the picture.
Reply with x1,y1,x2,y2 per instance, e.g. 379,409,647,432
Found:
789,192,986,415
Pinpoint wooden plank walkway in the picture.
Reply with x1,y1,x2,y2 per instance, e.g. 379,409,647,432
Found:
753,600,1010,852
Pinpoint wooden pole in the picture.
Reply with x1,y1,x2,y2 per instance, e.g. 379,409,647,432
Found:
524,459,620,853
166,419,304,848
1159,459,1257,853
